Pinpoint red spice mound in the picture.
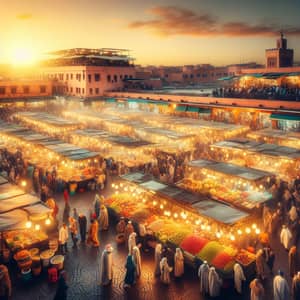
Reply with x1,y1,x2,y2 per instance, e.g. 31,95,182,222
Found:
180,235,209,255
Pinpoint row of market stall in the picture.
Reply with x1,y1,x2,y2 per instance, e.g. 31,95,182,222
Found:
0,120,100,183
210,138,300,181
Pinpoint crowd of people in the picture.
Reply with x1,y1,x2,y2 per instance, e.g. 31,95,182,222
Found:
213,85,300,101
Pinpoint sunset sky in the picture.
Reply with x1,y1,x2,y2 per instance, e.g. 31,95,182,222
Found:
1,0,300,66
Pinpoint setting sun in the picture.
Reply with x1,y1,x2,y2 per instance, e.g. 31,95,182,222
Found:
10,47,36,65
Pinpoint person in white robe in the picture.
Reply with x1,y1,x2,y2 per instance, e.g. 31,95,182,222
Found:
174,248,184,278
128,232,137,254
160,257,172,284
249,278,264,300
99,244,113,286
208,267,222,298
273,270,290,300
198,261,209,294
132,246,142,278
233,263,246,294
289,205,298,223
154,243,162,276
280,225,292,250
98,204,109,231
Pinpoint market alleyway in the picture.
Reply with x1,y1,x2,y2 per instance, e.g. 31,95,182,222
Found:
10,179,292,300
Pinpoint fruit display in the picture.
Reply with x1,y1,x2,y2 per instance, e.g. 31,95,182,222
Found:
235,249,256,266
4,230,48,252
105,193,149,220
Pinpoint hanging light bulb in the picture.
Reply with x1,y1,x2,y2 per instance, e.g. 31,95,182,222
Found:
45,218,51,225
35,224,40,231
26,221,32,229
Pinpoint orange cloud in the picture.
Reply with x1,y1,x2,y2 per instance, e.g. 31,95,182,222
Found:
129,6,300,37
16,14,33,20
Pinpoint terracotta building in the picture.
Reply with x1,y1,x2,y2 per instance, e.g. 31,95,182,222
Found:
40,48,135,98
0,79,52,99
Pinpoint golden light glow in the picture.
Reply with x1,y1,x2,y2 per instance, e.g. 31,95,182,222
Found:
26,221,32,229
35,224,40,230
45,218,51,225
10,47,36,65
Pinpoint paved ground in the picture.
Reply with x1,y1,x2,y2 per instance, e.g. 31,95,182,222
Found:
10,178,297,300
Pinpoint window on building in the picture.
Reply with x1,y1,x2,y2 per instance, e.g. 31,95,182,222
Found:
23,86,30,94
83,73,85,80
82,88,85,94
78,74,81,81
66,74,69,80
70,87,73,93
124,75,128,79
90,88,93,94
59,74,63,80
95,88,99,94
78,88,81,93
66,87,69,93
202,74,207,78
40,85,46,93
70,74,73,80
0,87,5,94
107,75,111,82
11,86,17,94
165,74,168,78
197,74,200,77
129,75,133,79
190,74,194,79
94,73,100,81
88,74,91,83
120,75,123,79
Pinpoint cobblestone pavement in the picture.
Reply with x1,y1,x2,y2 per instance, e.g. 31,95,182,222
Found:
10,181,294,300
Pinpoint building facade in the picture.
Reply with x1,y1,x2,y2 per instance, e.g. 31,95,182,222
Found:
40,48,136,98
0,80,52,99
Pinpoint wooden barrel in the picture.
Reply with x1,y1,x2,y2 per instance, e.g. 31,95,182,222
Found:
50,255,64,270
14,250,32,271
40,249,54,268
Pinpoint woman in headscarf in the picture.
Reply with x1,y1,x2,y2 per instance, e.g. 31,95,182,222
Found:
174,248,184,278
124,255,136,288
87,219,100,247
154,243,162,276
132,246,142,278
160,257,173,285
98,204,109,231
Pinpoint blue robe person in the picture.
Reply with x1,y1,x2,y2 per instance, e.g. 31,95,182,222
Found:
124,255,136,287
